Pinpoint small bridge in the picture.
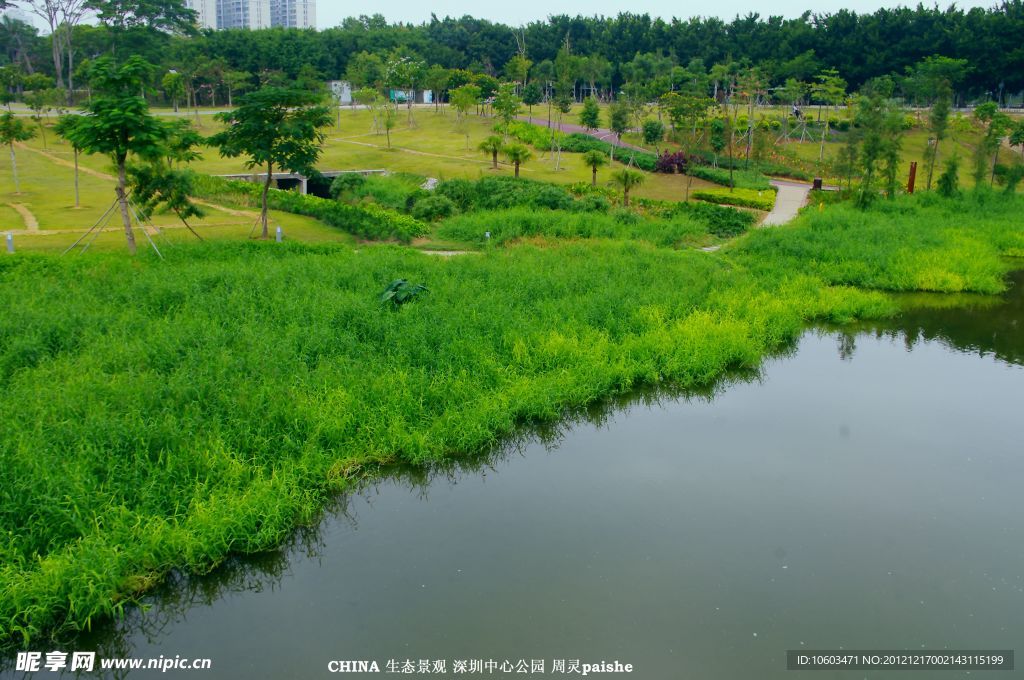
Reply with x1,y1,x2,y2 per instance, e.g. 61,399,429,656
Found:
216,169,389,195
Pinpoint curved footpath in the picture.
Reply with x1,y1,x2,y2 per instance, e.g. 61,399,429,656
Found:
762,180,813,226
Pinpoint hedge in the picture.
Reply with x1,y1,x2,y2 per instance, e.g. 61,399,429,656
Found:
693,187,776,211
192,174,429,243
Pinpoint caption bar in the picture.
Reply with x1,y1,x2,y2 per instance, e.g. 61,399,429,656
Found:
787,650,1014,671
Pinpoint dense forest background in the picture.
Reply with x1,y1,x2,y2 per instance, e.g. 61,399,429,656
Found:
1,1,1022,104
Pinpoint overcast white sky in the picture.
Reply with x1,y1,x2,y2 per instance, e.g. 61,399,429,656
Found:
314,0,997,28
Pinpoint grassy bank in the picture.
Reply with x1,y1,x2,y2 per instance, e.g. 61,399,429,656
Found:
734,193,1024,293
0,239,891,644
1,190,1021,645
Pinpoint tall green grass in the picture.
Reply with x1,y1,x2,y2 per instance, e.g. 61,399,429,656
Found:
436,208,713,248
735,193,1024,294
0,240,893,644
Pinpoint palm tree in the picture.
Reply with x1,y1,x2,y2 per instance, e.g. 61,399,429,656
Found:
478,135,502,170
610,168,646,207
503,143,532,178
582,149,608,186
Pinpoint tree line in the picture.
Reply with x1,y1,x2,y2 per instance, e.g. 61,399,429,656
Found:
0,1,1022,110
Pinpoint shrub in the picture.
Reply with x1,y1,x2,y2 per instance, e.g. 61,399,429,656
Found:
412,194,459,222
192,174,429,242
693,187,776,211
435,176,584,213
330,173,367,198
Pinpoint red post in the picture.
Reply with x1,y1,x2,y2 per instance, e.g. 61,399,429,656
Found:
907,161,917,194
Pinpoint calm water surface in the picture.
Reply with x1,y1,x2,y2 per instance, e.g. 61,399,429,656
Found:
4,272,1023,679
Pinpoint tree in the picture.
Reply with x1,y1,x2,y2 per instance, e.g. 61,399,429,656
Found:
127,119,205,239
0,111,35,193
503,142,531,177
22,0,89,97
478,135,502,170
162,70,185,112
449,84,480,121
610,168,645,207
345,52,385,90
424,65,450,112
384,53,424,125
579,97,600,131
492,82,521,138
581,149,607,186
381,99,397,148
503,54,531,89
607,100,630,162
1011,121,1024,160
0,16,39,75
223,70,251,108
57,56,169,254
924,81,951,190
522,82,542,122
209,86,331,239
853,78,904,206
22,72,58,148
811,68,847,163
972,102,1013,188
86,0,197,52
642,119,665,150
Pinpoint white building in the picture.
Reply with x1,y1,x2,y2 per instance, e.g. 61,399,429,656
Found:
186,0,218,30
217,0,271,30
327,81,353,105
270,0,316,29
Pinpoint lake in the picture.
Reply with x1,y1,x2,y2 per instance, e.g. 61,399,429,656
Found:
4,271,1022,679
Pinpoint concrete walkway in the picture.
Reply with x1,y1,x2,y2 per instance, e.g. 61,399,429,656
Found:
761,180,812,226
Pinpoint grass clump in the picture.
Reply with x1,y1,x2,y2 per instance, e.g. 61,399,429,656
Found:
436,207,713,248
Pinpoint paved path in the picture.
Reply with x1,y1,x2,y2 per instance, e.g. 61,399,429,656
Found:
761,180,812,227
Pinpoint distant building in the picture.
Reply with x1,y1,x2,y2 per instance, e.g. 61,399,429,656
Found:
186,0,218,30
328,81,353,105
270,0,316,29
217,0,271,30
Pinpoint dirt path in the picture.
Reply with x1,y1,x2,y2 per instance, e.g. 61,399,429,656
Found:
9,203,39,231
515,117,649,153
17,143,115,180
18,143,261,223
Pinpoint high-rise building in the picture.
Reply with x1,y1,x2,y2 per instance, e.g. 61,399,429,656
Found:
269,0,316,29
186,0,218,30
217,0,271,30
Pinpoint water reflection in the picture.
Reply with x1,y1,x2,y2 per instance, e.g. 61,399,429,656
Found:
844,269,1023,367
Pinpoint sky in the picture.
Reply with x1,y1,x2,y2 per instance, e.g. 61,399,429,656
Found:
314,0,996,27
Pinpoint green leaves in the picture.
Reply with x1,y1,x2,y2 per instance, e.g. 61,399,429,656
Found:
209,86,332,176
379,279,429,307
0,111,35,146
